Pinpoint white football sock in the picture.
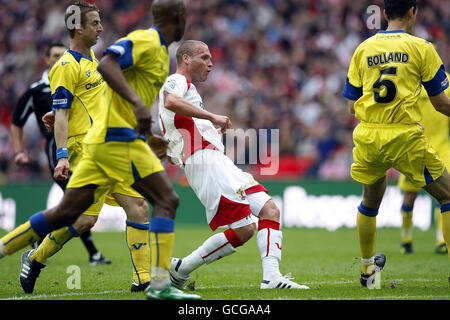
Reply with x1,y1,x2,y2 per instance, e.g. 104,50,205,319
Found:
257,227,283,280
179,232,236,276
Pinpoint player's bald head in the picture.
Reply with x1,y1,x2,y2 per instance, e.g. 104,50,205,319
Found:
152,0,186,25
176,40,207,66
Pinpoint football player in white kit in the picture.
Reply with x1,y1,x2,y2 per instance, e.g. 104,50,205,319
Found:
158,40,309,290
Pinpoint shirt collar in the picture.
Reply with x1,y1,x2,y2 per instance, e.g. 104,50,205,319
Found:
378,30,407,34
68,49,93,63
150,26,168,47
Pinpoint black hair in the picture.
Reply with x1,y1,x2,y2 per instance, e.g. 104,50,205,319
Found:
46,42,66,57
384,0,417,20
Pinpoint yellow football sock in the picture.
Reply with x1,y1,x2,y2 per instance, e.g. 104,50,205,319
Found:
0,211,53,257
31,226,78,264
149,217,175,283
0,220,41,256
126,221,150,285
357,204,378,274
434,206,444,245
440,204,450,258
401,205,413,244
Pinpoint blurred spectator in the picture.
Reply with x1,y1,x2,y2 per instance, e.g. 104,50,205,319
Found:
0,0,449,183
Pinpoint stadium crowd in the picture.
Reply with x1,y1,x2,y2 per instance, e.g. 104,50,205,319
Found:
0,0,448,184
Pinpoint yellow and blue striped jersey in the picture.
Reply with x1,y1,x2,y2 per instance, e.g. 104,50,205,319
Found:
49,49,105,138
419,72,450,151
342,30,449,124
84,26,170,144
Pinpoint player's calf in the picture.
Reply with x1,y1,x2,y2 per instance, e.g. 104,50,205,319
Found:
44,187,97,229
169,227,248,289
232,222,256,244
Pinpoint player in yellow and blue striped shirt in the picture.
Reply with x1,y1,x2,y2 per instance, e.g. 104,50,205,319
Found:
0,0,200,300
84,26,170,144
342,0,450,288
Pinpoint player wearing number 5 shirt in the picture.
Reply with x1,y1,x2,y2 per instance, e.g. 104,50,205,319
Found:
342,0,450,288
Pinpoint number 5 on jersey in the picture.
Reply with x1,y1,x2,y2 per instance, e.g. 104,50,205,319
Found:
373,67,398,103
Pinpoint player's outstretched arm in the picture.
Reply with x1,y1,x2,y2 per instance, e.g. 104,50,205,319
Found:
164,91,231,133
97,53,151,135
429,91,450,117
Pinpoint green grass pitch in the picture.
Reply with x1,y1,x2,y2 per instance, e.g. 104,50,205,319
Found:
0,226,448,300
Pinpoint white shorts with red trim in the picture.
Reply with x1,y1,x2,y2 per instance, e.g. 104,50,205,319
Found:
184,149,270,231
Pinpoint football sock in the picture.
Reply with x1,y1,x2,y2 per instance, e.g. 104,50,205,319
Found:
357,204,377,274
257,219,283,280
361,256,375,275
31,226,79,264
0,211,50,257
149,217,175,290
440,203,450,258
126,220,150,285
434,205,445,245
400,203,413,244
80,230,99,257
178,229,242,276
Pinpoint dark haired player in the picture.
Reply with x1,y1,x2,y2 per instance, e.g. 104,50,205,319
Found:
342,0,450,288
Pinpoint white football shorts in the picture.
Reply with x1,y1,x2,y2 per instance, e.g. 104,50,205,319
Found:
184,149,271,230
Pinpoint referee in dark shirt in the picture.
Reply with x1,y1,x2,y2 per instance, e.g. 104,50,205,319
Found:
10,43,111,265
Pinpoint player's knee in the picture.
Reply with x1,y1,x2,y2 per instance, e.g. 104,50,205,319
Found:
73,215,98,233
245,222,257,241
234,223,257,244
133,199,149,223
259,200,280,222
140,199,150,219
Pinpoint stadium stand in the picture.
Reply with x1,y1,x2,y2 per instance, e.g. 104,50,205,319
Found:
0,0,448,183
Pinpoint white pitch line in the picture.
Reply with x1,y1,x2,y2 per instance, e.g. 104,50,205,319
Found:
305,278,445,285
1,280,448,300
1,290,126,300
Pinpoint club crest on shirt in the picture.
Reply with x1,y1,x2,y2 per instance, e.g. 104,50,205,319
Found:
85,70,91,78
167,79,176,90
236,187,246,201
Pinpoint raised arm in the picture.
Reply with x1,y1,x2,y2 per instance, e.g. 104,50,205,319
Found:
164,91,232,134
